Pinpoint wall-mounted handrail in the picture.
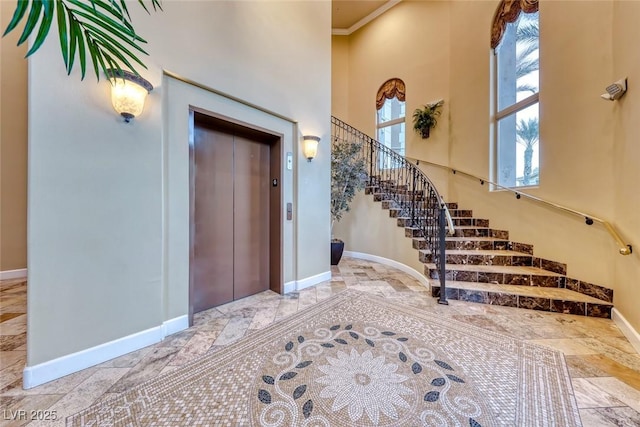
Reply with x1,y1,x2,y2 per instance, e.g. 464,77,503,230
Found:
407,156,633,256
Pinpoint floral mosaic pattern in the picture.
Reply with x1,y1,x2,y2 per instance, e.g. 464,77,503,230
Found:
316,348,412,423
254,323,489,426
67,289,582,426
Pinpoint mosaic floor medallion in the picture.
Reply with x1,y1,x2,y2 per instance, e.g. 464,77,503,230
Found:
253,322,492,426
68,290,581,426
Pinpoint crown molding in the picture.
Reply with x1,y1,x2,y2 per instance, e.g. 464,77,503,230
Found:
332,0,401,36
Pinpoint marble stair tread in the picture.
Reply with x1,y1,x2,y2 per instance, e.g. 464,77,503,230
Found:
425,263,563,276
431,280,612,305
444,236,508,242
434,249,531,257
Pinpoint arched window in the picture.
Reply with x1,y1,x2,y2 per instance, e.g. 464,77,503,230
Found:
492,0,539,188
376,78,406,156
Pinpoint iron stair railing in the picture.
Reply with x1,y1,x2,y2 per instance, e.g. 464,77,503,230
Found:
331,116,450,304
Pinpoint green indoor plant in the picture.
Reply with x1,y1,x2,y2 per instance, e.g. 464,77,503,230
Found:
3,0,162,81
412,99,444,139
330,136,368,265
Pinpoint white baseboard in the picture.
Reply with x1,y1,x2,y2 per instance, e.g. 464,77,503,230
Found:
343,251,429,288
296,271,332,291
23,316,189,389
0,268,27,280
284,281,296,294
283,271,332,294
612,308,640,354
162,315,189,337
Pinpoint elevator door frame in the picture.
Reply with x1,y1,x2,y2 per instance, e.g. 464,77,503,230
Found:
188,109,283,326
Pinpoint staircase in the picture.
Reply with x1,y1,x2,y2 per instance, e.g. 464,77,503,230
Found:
366,185,614,319
332,116,614,319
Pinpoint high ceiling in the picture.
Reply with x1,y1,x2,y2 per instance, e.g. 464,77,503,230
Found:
332,0,390,31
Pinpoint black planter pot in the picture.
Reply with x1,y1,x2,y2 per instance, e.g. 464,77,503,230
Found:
331,241,345,265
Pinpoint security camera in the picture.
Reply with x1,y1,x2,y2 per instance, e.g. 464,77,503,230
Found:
601,78,627,101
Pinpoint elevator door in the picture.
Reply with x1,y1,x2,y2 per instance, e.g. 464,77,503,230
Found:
192,121,270,313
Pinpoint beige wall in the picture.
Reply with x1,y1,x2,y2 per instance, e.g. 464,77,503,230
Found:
333,0,639,332
0,2,28,272
332,35,350,121
449,0,616,288
335,192,425,274
346,0,451,171
27,1,331,368
332,1,449,254
333,0,452,266
612,0,640,332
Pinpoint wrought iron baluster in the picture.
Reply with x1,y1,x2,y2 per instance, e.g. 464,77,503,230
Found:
331,116,448,304
411,168,417,227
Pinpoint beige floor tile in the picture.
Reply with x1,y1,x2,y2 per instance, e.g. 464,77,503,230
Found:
579,407,640,427
2,368,98,397
1,257,638,425
586,377,640,413
106,347,180,393
0,351,26,369
572,378,625,408
248,307,277,330
212,316,253,346
1,394,65,427
528,338,601,355
567,354,640,392
169,330,220,366
26,368,130,427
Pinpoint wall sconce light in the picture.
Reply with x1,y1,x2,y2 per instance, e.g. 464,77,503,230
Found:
302,135,320,162
107,69,153,123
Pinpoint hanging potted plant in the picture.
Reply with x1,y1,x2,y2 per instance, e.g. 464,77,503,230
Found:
330,137,368,265
412,99,444,139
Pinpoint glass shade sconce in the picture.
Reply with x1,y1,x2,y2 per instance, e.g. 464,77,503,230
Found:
107,69,153,123
302,135,320,162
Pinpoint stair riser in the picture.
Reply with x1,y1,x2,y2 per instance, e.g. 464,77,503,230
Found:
397,218,412,227
445,240,510,251
414,239,512,251
374,193,426,202
405,228,423,238
382,201,397,210
430,287,611,318
451,229,509,239
449,210,472,217
364,187,614,313
413,239,429,250
451,218,490,227
425,266,566,288
382,200,439,210
370,186,417,195
397,216,490,228
419,252,533,267
398,217,442,227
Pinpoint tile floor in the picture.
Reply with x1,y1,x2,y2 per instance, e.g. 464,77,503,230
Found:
1,258,639,426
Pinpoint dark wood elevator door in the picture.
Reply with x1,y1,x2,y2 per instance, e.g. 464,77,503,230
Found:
192,122,270,313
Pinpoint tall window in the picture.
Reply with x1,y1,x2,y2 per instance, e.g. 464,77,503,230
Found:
492,1,539,188
376,78,406,157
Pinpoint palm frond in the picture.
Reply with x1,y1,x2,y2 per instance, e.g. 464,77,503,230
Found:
516,21,539,46
516,57,539,80
516,83,537,94
3,0,162,81
516,117,539,149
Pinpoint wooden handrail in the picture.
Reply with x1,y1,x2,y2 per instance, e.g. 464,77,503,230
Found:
408,157,633,256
